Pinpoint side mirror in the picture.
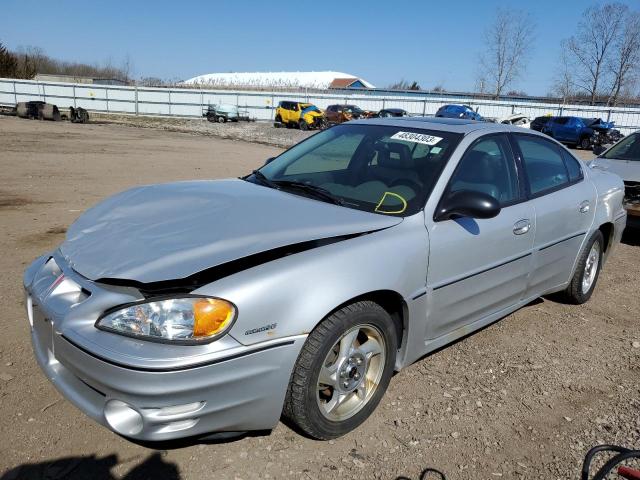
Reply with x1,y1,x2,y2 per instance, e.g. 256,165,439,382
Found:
435,190,501,221
264,157,275,166
592,145,606,156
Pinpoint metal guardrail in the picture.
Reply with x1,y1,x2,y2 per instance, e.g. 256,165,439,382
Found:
1,78,639,134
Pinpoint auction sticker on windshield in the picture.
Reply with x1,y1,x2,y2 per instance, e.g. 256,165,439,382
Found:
390,131,442,145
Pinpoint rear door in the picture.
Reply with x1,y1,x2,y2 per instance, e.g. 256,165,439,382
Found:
511,134,596,296
425,133,534,340
279,102,290,123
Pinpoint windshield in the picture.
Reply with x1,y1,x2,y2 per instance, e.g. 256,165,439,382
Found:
301,104,320,114
602,133,640,161
253,124,462,216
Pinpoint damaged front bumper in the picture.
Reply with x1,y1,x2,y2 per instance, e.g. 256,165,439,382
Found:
24,253,305,441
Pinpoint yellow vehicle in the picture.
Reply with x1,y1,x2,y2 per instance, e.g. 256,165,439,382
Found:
275,101,325,130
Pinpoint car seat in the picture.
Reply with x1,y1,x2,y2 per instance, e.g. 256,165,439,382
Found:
369,142,422,189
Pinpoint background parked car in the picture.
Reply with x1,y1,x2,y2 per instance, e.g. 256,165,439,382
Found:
542,116,619,149
499,113,531,128
325,104,373,124
275,101,325,130
435,104,484,121
591,130,640,228
203,104,252,123
377,108,408,118
530,116,553,132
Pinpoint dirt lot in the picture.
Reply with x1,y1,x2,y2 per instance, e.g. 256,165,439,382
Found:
94,113,315,148
0,116,638,480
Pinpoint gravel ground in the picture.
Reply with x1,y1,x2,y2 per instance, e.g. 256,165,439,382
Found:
94,113,315,148
0,115,638,480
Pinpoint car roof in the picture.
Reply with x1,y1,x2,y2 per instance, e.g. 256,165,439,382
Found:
351,116,543,135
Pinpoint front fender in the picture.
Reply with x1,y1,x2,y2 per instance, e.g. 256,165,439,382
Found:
194,214,429,351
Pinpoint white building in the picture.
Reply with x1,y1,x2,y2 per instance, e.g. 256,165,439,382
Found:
181,71,374,90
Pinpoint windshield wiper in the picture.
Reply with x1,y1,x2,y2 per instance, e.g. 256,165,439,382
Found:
247,170,280,190
273,180,344,206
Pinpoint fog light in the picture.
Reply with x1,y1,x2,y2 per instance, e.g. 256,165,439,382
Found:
104,400,143,436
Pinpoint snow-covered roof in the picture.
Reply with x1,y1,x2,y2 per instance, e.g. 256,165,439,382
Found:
182,71,374,89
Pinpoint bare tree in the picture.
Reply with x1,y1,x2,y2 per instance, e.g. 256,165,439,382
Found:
566,3,626,105
387,79,421,90
552,40,575,103
0,42,18,77
474,75,487,94
479,8,535,98
607,11,640,105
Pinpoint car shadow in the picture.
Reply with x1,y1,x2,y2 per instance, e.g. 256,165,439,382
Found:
124,429,271,450
1,452,179,480
409,297,545,366
622,227,640,247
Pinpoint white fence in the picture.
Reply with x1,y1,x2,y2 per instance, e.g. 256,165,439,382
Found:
2,78,640,135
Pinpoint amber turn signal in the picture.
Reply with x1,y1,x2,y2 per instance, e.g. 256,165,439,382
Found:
193,298,235,338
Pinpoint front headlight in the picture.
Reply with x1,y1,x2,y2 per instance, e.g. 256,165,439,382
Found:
96,297,236,344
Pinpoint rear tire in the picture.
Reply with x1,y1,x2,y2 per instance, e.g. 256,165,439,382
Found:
283,301,397,440
559,230,604,304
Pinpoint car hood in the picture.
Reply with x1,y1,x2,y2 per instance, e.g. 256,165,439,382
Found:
586,118,614,131
591,158,640,182
59,179,402,284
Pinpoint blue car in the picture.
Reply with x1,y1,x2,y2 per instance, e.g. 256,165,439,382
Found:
542,116,616,150
435,104,484,121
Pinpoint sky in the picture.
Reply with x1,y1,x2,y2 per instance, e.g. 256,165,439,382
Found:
3,0,639,96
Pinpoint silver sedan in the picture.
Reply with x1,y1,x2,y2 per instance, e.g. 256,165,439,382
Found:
591,131,640,228
24,118,626,441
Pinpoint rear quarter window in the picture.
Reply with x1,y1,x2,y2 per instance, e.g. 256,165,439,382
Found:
562,151,584,182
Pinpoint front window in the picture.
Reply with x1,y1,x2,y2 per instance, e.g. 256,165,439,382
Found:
252,124,462,216
602,133,640,161
344,105,362,114
448,135,520,206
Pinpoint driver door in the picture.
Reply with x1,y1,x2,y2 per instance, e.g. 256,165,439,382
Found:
425,134,535,340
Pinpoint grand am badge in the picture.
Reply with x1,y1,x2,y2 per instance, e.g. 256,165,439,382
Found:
244,323,277,335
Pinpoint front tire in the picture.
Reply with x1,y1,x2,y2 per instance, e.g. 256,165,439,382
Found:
560,230,604,304
579,136,591,149
283,301,397,439
299,120,309,131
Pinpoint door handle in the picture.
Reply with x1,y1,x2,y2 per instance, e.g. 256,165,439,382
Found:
513,219,531,235
579,200,590,213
